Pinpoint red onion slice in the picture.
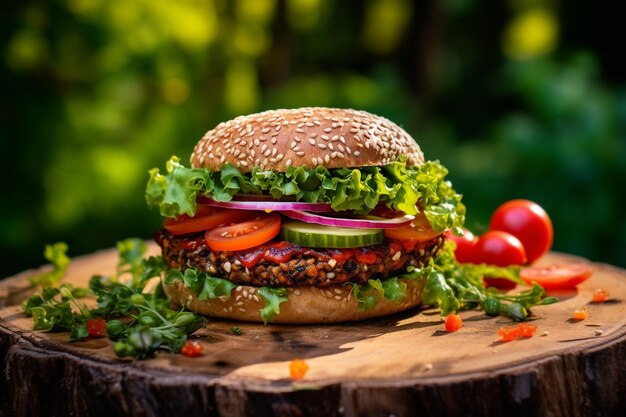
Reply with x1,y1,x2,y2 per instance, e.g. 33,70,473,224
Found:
200,197,332,212
282,210,414,229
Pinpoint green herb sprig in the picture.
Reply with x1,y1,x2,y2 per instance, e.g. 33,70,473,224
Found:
23,239,206,359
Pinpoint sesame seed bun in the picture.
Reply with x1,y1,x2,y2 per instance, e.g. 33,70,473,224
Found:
190,108,424,172
163,278,426,324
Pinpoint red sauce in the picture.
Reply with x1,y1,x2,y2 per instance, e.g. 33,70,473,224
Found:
328,248,354,263
354,247,377,264
262,241,303,264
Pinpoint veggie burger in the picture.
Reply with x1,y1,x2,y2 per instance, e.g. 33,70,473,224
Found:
146,108,465,323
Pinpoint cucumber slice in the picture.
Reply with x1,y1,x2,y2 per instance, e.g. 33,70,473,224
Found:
281,221,383,248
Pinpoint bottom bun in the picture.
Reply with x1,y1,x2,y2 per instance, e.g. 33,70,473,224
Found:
163,278,426,324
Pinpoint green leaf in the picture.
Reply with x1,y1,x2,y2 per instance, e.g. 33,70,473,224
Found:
381,277,407,302
146,156,210,217
70,323,88,342
30,307,54,331
257,287,289,324
421,268,460,316
198,275,237,300
352,283,378,311
29,242,70,287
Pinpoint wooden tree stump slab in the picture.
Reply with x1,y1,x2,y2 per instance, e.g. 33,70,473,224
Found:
1,244,625,417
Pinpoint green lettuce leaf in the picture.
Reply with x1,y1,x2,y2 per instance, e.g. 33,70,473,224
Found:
146,156,210,217
145,156,466,233
257,287,289,324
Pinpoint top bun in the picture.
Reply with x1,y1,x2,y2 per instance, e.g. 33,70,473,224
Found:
190,107,424,173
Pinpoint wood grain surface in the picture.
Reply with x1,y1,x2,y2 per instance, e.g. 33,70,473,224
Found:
1,244,625,417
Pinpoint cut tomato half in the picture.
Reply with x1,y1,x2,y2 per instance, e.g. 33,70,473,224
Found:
164,205,254,235
383,212,442,242
520,264,593,290
205,213,281,251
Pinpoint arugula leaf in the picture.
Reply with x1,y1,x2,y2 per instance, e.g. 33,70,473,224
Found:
29,242,70,287
257,287,289,324
145,156,466,234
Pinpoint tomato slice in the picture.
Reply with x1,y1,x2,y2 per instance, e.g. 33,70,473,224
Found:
205,213,281,251
383,212,442,242
164,205,254,235
520,264,593,290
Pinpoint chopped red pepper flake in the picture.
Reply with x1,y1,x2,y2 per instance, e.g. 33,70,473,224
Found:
86,318,107,337
289,359,309,380
592,289,609,303
444,313,463,332
572,306,588,321
498,323,537,342
180,340,203,357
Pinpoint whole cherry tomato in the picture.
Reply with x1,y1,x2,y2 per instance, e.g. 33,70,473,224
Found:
474,231,527,266
446,229,478,263
489,199,553,264
474,231,527,289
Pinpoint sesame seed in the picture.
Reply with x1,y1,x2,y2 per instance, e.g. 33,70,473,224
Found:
317,143,326,149
223,262,232,273
354,150,361,156
263,149,271,157
220,155,226,163
331,152,338,158
261,127,270,134
313,120,321,126
321,135,329,140
305,122,314,127
240,160,248,167
294,136,301,142
312,157,318,165
234,137,242,144
328,143,334,150
324,155,330,163
324,127,332,133
238,308,246,313
334,295,342,300
310,133,317,138
295,128,304,133
328,259,337,267
309,139,316,145
296,151,305,156
392,251,401,261
286,159,292,166
271,137,277,144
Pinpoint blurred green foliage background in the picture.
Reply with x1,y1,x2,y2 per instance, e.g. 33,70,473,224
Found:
1,0,625,278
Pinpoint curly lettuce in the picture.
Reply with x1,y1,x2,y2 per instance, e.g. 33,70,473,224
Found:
146,156,466,233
